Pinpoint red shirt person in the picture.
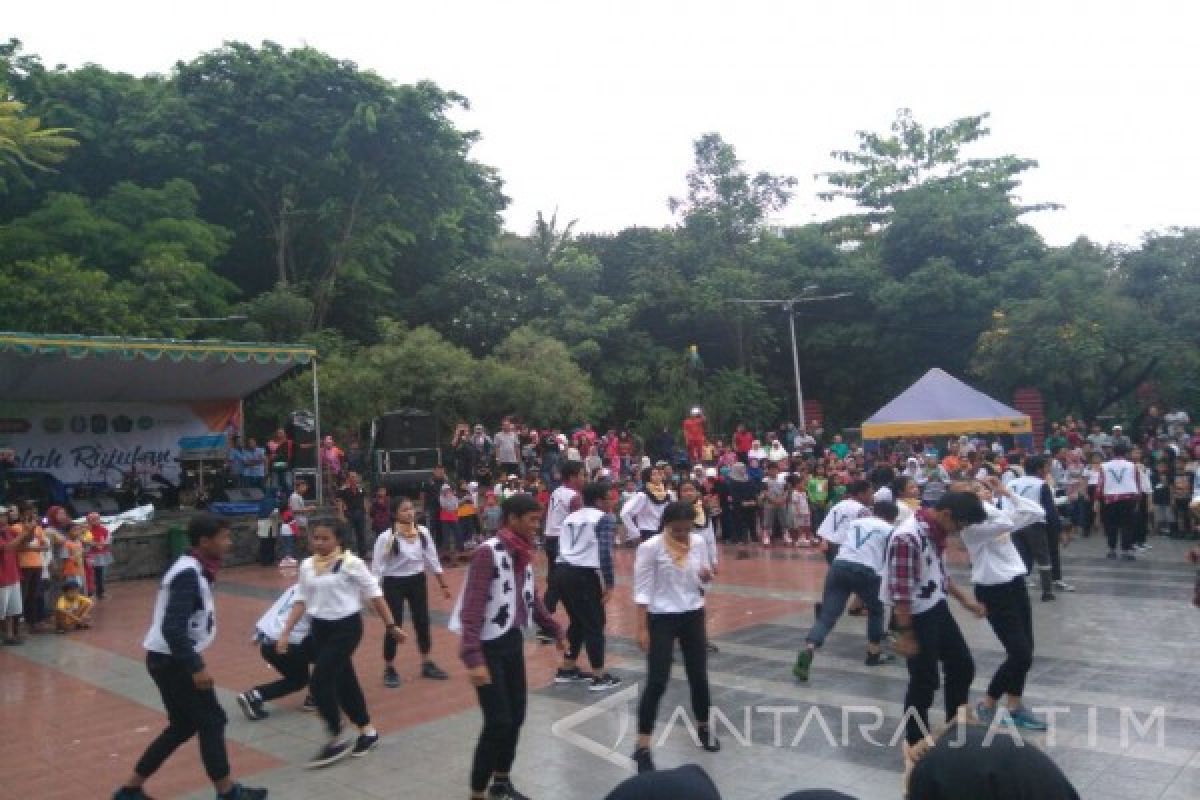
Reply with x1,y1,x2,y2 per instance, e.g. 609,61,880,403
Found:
682,411,707,464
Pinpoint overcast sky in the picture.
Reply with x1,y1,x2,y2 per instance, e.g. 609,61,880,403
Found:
9,0,1199,246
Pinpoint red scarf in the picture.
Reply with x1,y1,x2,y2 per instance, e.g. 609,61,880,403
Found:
496,527,534,574
190,548,222,583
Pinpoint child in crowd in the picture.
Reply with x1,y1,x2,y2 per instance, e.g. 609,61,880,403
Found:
785,474,813,546
61,525,90,595
278,510,298,560
55,579,93,632
439,484,461,552
1152,461,1174,535
458,482,480,548
87,511,114,598
480,492,503,540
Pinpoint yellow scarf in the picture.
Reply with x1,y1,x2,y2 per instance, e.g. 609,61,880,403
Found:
693,500,707,529
645,482,668,504
312,546,344,576
663,532,691,568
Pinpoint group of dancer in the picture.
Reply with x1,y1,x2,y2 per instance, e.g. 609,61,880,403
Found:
110,450,1087,799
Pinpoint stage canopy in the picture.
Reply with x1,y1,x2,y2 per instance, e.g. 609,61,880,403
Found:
0,332,315,402
861,368,1032,440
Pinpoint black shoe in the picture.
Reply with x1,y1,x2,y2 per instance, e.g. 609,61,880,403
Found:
301,695,317,712
383,665,401,688
1121,551,1136,561
633,746,656,773
1106,550,1118,559
697,725,721,752
487,781,531,800
421,661,449,680
589,673,622,692
864,651,895,667
306,738,353,769
220,785,268,799
554,666,591,684
351,732,379,758
236,691,269,721
706,641,719,654
1041,592,1056,602
112,789,154,800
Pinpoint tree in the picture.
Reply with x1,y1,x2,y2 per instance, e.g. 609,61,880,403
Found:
819,109,1056,239
669,133,795,252
0,98,76,190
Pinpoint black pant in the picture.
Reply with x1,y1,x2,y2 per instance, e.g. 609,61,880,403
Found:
1102,498,1138,552
257,537,275,566
470,628,527,793
310,613,369,737
382,574,432,657
555,565,606,669
94,565,107,598
347,513,367,557
543,537,561,613
637,609,710,736
1046,523,1063,581
135,652,230,783
1135,500,1149,545
975,578,1034,700
254,639,312,701
1013,523,1050,571
904,600,975,745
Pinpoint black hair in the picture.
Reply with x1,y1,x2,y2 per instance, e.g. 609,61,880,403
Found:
847,479,872,497
582,482,611,508
873,500,899,523
501,492,542,521
935,490,988,526
391,496,415,514
561,460,585,482
1113,443,1130,457
660,501,698,529
1024,455,1047,476
310,515,351,543
891,475,913,498
677,478,701,495
187,513,229,547
641,466,656,484
869,465,895,490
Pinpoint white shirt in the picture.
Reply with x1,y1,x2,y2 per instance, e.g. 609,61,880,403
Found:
695,516,718,568
544,485,579,539
816,498,870,545
834,517,893,575
961,499,1041,586
279,522,298,538
557,507,607,569
873,486,894,505
255,585,311,644
372,526,444,578
1100,458,1143,497
633,533,712,614
296,552,382,620
621,491,669,534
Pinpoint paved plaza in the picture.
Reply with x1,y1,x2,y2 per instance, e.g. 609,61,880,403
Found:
4,534,1199,800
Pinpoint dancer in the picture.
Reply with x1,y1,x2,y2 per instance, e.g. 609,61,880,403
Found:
793,500,898,681
1002,456,1063,601
541,460,585,634
451,493,565,800
112,513,267,800
277,517,405,768
1095,443,1147,560
632,501,720,774
621,465,674,544
679,478,721,653
372,498,452,687
884,491,985,762
553,481,621,690
814,480,874,564
959,478,1051,731
237,583,315,721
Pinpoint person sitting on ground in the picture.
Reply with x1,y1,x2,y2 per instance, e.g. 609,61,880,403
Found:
55,579,94,632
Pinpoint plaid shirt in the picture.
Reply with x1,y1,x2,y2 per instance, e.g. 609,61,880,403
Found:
596,513,617,590
885,509,946,612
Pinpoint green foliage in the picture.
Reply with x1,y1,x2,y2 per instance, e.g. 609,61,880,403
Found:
0,98,77,190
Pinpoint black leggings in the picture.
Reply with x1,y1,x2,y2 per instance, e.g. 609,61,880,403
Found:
382,574,432,657
637,609,710,736
904,600,975,745
470,628,527,793
135,652,229,783
556,565,606,669
254,639,312,702
20,567,42,626
310,613,369,738
975,578,1034,700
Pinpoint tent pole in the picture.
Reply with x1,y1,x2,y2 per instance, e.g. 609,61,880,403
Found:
312,357,322,506
789,308,806,429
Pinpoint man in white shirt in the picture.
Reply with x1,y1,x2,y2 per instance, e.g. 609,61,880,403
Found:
236,584,314,721
815,479,874,564
1095,443,1146,560
493,419,522,477
794,500,898,681
541,460,585,633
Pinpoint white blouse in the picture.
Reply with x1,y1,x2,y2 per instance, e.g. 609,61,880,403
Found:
634,533,712,614
372,526,444,579
297,552,383,620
